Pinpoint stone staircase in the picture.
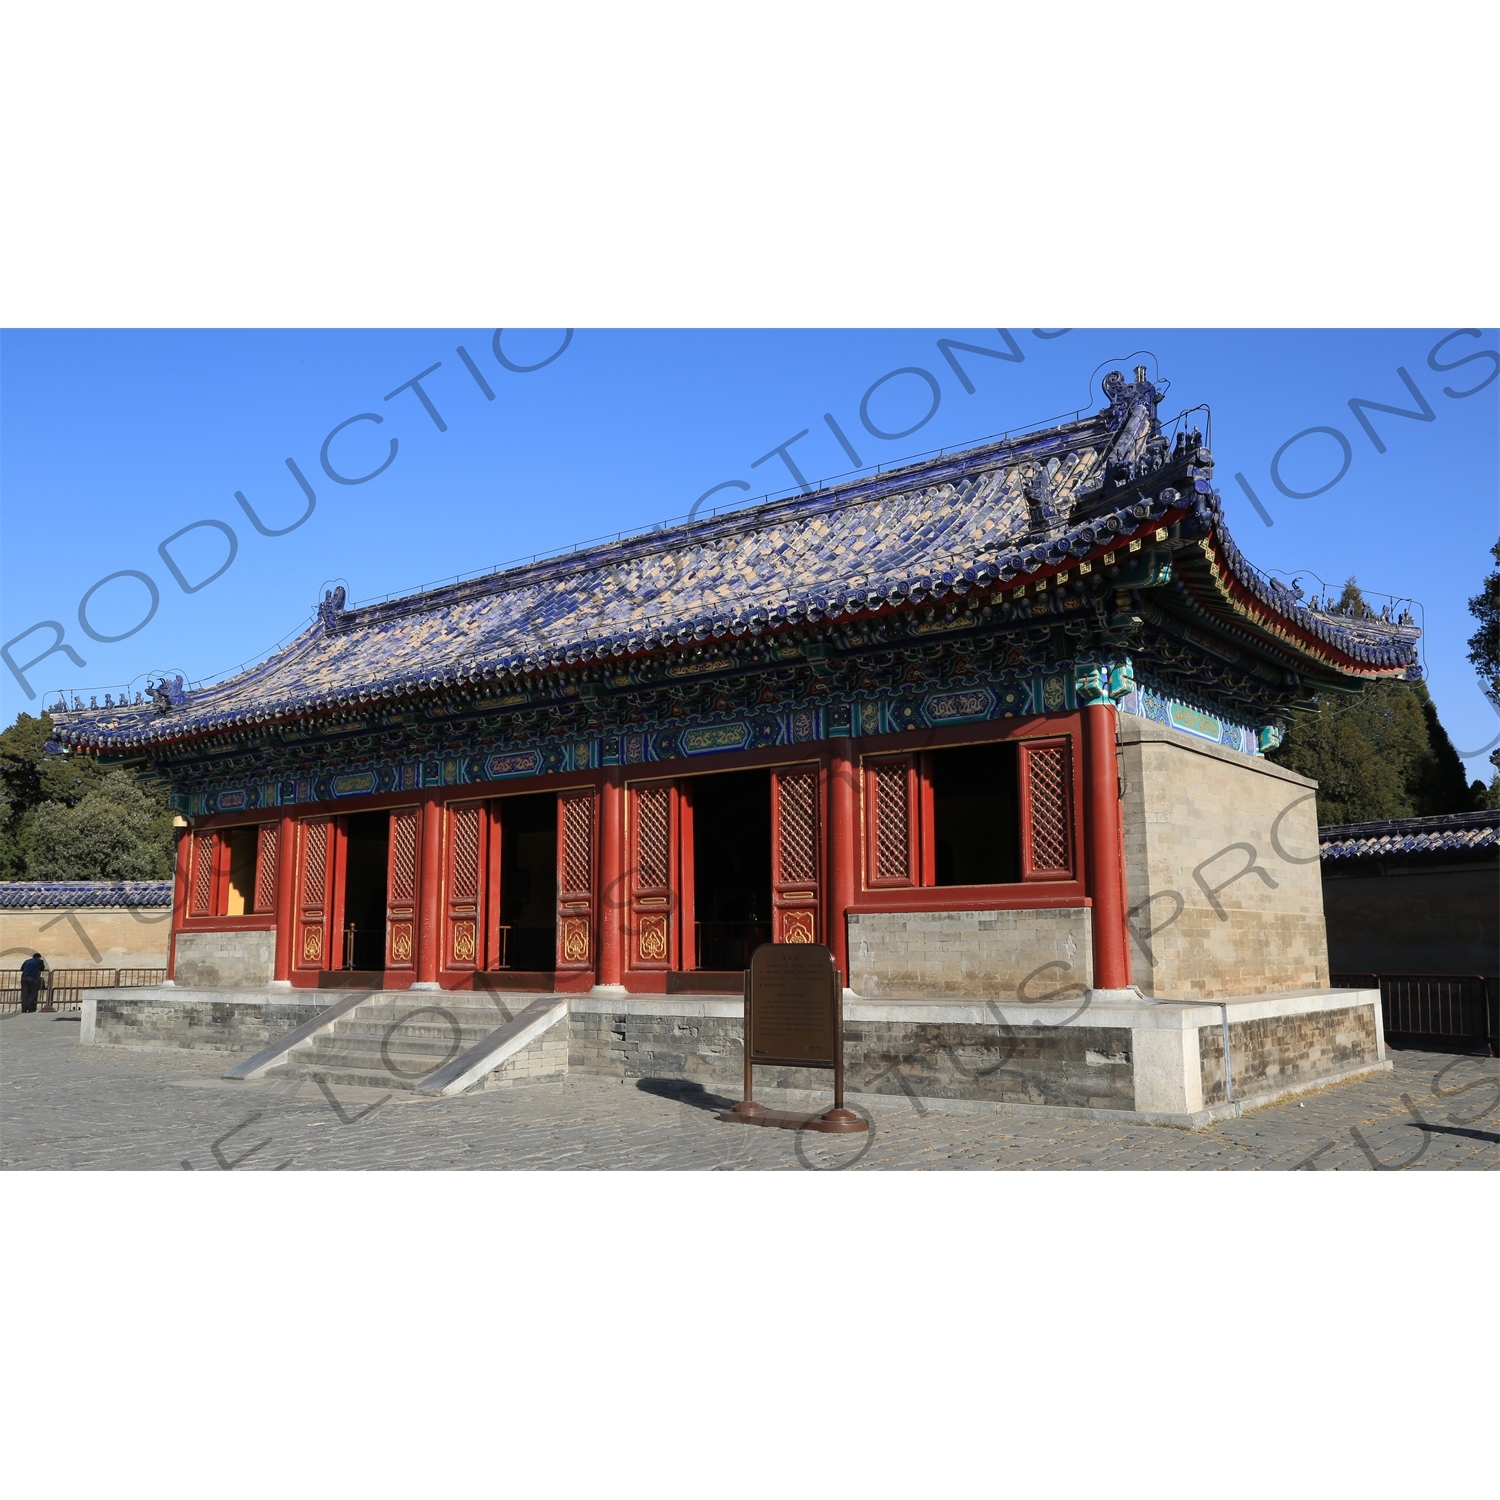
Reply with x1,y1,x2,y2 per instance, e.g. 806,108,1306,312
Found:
262,991,560,1093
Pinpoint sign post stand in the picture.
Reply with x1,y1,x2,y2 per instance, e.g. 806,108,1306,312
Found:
722,942,868,1134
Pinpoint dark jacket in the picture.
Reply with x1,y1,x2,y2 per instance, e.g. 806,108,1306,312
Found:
20,957,46,982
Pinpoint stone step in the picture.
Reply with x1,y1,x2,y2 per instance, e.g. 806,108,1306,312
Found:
329,1004,536,1028
261,1058,431,1092
325,1017,501,1044
292,1033,487,1065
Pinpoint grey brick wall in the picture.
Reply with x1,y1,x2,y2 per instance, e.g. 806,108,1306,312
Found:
847,907,1094,998
173,930,276,988
478,1016,570,1090
1198,1002,1379,1106
91,993,326,1052
1119,719,1329,999
567,1010,1138,1110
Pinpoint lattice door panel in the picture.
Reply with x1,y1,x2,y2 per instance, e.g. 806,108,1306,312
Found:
385,806,420,972
254,824,279,914
444,801,486,971
1019,739,1074,881
628,781,678,971
864,755,919,888
770,765,820,945
295,818,335,970
556,790,595,972
189,830,217,916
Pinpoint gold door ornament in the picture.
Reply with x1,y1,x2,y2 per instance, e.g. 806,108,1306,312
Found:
637,913,668,962
560,916,591,964
389,922,414,964
781,910,815,944
451,920,477,964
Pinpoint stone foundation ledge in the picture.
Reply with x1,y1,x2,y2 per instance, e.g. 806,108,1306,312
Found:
79,986,365,1052
79,984,1387,1130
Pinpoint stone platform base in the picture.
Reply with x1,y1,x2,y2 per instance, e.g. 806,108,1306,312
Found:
81,984,1387,1129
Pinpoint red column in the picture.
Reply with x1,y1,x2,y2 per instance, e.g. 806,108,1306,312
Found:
167,821,190,981
597,767,625,989
1083,703,1130,990
828,738,857,985
272,809,297,982
416,790,443,986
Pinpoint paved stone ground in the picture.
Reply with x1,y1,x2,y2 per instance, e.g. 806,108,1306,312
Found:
2,1011,1496,1170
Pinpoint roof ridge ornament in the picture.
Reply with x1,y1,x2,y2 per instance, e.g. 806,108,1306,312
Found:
318,586,347,629
1100,365,1162,431
149,674,185,712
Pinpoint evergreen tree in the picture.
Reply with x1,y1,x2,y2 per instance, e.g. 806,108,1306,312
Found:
0,712,174,878
27,771,174,879
1268,582,1482,823
1466,539,1500,808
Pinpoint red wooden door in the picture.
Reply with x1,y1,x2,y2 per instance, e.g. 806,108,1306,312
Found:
627,780,679,976
770,764,820,944
254,823,279,914
444,800,487,974
1018,738,1075,881
385,806,421,976
188,829,217,917
556,788,596,979
295,817,335,972
863,754,920,889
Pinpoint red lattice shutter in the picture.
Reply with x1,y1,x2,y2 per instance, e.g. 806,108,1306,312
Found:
385,806,420,974
295,817,335,970
444,801,486,973
771,765,820,944
556,789,595,976
864,755,918,888
254,824,279,914
189,830,216,916
1019,739,1074,881
628,781,678,973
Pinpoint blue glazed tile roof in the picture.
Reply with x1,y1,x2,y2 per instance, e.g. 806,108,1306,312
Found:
1319,811,1499,862
48,375,1420,752
0,880,174,908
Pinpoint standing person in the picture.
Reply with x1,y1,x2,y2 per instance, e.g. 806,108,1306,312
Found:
19,953,46,1014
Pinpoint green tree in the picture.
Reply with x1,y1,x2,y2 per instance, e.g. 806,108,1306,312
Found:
1466,539,1500,808
1270,578,1484,823
0,712,174,878
27,771,174,879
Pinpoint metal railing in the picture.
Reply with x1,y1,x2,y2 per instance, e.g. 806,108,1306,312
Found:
0,967,168,1013
1332,973,1499,1056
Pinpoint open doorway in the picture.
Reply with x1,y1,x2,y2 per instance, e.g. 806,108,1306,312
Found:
499,793,557,972
342,811,389,970
930,741,1020,885
692,768,772,969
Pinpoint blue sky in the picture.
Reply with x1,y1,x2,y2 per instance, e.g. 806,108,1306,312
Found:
2,328,1496,767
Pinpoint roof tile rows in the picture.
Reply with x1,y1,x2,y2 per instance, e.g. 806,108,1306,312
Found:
47,375,1419,752
0,880,175,908
1319,811,1499,861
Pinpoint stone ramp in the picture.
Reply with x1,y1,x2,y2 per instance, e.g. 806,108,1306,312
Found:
229,992,569,1095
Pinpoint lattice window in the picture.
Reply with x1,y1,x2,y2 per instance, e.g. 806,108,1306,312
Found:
301,822,328,905
449,804,481,902
562,794,593,895
190,832,214,915
1027,745,1070,872
635,785,670,890
389,808,418,903
254,824,278,913
873,763,910,880
777,770,817,885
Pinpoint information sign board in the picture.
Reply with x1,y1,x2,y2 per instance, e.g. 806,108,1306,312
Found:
722,942,867,1133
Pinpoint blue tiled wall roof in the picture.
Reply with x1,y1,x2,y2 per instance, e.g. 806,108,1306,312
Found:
0,880,174,908
1319,811,1499,862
